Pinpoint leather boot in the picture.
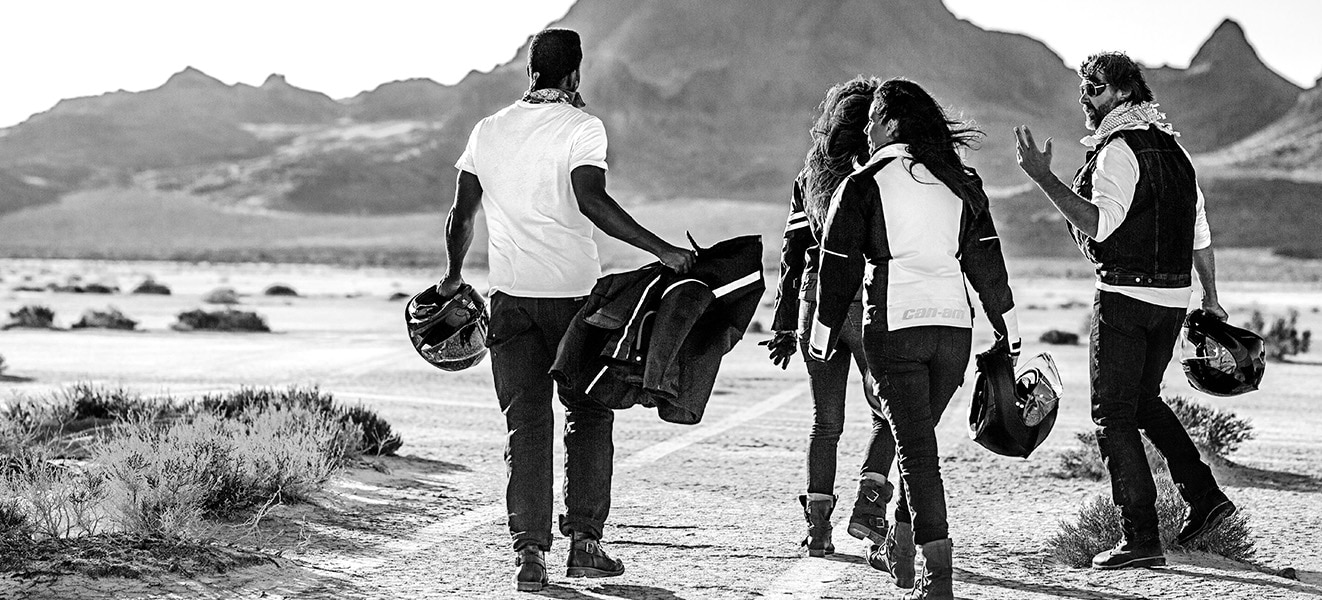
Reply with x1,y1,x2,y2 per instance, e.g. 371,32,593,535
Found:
566,533,625,578
513,547,547,592
847,477,893,544
903,538,953,600
1092,535,1164,570
798,494,836,557
868,520,916,588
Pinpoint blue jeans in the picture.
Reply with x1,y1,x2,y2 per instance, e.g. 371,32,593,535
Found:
1090,290,1219,540
488,292,614,551
865,325,970,545
799,298,895,495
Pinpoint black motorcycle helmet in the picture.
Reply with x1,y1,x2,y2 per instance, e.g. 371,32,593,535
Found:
1181,309,1266,396
968,342,1061,459
405,283,489,372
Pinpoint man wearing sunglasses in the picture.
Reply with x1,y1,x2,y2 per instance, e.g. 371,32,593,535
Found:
1013,51,1236,571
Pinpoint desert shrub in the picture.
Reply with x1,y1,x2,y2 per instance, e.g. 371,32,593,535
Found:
200,387,399,456
82,283,116,294
5,305,56,329
62,384,178,423
1056,432,1108,480
173,308,269,332
1047,476,1254,567
263,283,298,297
388,291,410,301
131,279,171,295
202,287,240,305
0,449,111,539
71,307,138,331
1039,330,1079,345
94,407,358,532
1244,309,1312,361
0,353,7,376
1165,395,1255,457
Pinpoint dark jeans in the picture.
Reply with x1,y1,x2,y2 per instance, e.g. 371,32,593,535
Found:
799,299,895,496
865,325,970,546
488,292,614,551
1091,290,1219,540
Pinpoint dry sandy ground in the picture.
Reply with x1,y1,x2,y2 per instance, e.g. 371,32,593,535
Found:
1,259,1321,599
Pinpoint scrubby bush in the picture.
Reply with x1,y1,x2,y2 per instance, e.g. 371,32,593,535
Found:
1056,396,1255,479
0,354,7,377
202,287,240,305
82,283,116,294
71,307,138,331
1,449,111,539
1245,309,1312,361
5,305,56,329
200,387,401,456
1165,395,1255,457
62,384,178,423
341,405,404,456
1040,330,1079,345
173,309,269,332
388,291,410,301
131,279,171,295
263,284,298,297
1047,476,1254,567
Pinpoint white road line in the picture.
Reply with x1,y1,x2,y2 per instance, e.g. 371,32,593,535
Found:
763,514,855,600
337,390,491,409
299,383,808,575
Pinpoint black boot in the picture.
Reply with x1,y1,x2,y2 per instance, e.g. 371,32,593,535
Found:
514,547,547,592
847,477,893,544
868,521,916,588
1091,534,1165,570
903,538,953,600
798,494,836,557
566,533,625,578
1177,490,1236,546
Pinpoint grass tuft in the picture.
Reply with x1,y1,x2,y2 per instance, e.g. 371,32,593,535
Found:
1047,476,1255,567
174,308,270,332
1244,309,1312,362
5,305,56,329
71,307,138,331
263,283,299,297
131,279,172,295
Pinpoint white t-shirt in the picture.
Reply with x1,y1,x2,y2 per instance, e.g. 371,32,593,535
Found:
1085,129,1211,308
455,100,610,297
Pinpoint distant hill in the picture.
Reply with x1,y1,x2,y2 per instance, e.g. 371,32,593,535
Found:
0,0,1320,259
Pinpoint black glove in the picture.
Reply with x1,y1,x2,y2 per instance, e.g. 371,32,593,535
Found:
758,331,797,370
989,335,1021,367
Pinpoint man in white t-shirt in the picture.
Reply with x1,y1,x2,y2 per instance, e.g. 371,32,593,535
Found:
438,28,695,593
1015,51,1235,572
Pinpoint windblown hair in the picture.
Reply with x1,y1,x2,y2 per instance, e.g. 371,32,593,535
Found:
802,76,881,232
872,78,987,215
1079,51,1154,105
528,28,583,90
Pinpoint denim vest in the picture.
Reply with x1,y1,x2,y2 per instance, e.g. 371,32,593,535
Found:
1070,125,1197,288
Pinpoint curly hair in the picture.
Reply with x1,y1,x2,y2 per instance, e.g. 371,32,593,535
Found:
801,76,881,232
872,78,987,215
1079,51,1154,105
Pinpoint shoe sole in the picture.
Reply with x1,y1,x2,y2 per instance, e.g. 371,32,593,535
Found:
806,548,835,557
846,523,886,545
515,581,547,592
1177,501,1236,546
566,566,625,578
1092,555,1167,570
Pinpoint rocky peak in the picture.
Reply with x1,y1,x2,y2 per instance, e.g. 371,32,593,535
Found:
162,66,228,90
261,73,290,89
1189,19,1258,69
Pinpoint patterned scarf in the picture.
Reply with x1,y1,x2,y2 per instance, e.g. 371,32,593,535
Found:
1083,101,1179,147
521,87,586,108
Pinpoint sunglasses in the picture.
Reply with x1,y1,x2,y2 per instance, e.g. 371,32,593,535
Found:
1080,81,1110,97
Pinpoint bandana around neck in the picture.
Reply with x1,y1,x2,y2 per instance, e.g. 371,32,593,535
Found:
522,87,586,108
1083,101,1179,147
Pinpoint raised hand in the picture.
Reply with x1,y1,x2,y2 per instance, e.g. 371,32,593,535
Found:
1014,125,1055,184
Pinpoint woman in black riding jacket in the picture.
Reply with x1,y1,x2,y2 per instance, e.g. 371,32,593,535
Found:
807,78,1020,600
764,76,897,559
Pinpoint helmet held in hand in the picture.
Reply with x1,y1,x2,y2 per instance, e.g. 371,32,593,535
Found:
406,283,489,372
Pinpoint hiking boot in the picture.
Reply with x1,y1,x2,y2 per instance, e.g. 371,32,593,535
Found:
869,520,917,588
1091,536,1165,570
902,538,953,600
798,494,836,557
513,547,547,592
1177,492,1236,546
566,533,625,578
846,478,893,545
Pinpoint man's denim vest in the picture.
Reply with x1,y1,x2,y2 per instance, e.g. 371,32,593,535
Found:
1070,125,1197,288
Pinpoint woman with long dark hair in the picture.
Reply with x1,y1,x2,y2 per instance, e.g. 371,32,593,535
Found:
805,78,1020,599
764,76,897,558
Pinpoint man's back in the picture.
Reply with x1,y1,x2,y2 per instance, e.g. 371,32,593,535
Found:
457,100,609,298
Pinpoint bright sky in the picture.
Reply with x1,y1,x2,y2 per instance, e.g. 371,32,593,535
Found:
1,0,1319,128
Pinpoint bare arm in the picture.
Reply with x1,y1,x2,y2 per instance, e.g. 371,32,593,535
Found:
571,165,695,273
438,170,483,297
1015,125,1100,238
1193,246,1228,320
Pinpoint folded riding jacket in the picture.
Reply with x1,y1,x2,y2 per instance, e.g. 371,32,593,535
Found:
550,235,764,425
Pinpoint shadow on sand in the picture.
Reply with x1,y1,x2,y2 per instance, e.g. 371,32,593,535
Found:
1211,456,1322,492
538,582,688,600
1164,566,1322,597
955,569,1147,600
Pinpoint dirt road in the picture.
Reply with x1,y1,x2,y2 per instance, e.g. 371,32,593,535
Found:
2,261,1321,599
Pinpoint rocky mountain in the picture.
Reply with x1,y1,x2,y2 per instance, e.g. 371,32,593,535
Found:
1145,19,1301,153
1197,78,1322,181
0,1,1317,224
